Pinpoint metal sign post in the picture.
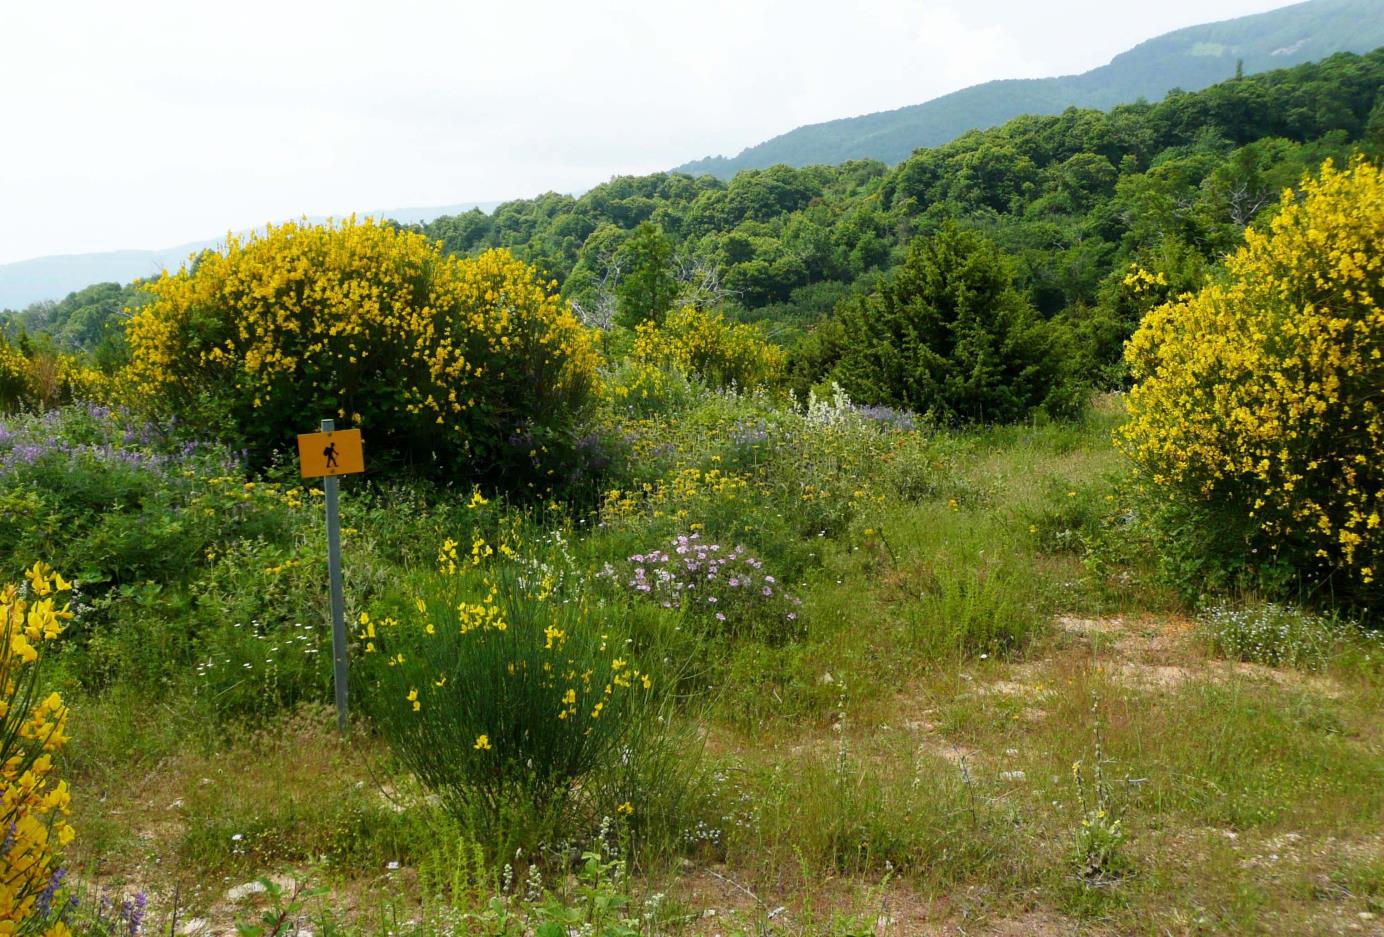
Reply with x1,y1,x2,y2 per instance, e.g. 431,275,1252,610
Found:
322,418,348,733
297,420,366,734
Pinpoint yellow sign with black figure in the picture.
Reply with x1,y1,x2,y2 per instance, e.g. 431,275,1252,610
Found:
298,429,365,478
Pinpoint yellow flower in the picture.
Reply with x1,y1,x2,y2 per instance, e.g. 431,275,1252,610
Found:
0,570,76,925
124,219,602,485
473,734,492,751
1120,157,1383,592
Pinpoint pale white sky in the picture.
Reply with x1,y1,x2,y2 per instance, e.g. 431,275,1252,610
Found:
0,0,1294,264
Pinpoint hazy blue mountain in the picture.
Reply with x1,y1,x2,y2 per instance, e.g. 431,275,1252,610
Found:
677,0,1384,177
0,201,502,310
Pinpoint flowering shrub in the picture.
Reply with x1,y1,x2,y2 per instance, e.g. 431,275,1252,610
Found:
604,358,698,419
597,383,956,583
0,404,342,714
1121,158,1383,610
126,219,601,491
0,339,110,413
0,564,76,935
631,306,784,390
600,466,755,531
362,543,655,827
601,533,801,641
0,340,26,411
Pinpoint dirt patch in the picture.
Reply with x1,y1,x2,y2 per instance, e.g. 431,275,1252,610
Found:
974,678,1056,702
1056,615,1117,636
1058,612,1197,662
1054,612,1348,698
901,715,980,767
979,910,1086,936
1115,661,1198,689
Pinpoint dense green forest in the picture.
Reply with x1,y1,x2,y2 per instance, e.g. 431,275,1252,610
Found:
2,280,148,361
677,0,1384,176
415,49,1384,384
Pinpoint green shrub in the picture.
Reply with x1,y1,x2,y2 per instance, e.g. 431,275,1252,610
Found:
833,224,1082,424
614,221,677,330
361,555,661,838
0,406,296,589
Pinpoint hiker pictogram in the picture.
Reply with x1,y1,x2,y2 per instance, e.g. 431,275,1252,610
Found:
298,429,364,478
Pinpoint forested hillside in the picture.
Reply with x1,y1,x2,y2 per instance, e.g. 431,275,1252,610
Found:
13,50,1381,391
2,280,148,359
415,50,1383,383
676,0,1384,176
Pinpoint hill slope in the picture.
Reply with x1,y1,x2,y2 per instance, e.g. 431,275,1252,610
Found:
676,0,1384,177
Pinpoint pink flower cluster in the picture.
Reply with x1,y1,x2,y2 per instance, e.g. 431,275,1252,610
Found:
602,533,800,636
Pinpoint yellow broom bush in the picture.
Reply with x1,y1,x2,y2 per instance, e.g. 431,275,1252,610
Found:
632,306,784,390
0,339,109,413
1120,158,1382,608
0,563,75,934
126,219,601,490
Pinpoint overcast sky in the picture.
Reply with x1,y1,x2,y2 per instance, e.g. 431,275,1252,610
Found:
1,0,1297,264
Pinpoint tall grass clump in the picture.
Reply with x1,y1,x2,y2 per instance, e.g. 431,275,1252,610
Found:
720,746,1016,888
361,542,668,847
868,506,1049,659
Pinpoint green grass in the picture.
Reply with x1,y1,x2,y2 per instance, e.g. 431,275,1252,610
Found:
31,396,1384,936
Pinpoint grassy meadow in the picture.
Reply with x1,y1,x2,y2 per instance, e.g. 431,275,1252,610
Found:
28,392,1380,937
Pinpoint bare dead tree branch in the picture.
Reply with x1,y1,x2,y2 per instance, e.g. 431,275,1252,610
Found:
672,248,737,309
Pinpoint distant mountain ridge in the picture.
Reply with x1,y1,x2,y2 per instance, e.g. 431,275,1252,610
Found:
0,201,502,311
676,0,1384,177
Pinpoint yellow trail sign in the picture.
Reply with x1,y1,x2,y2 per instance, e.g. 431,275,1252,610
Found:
298,428,365,478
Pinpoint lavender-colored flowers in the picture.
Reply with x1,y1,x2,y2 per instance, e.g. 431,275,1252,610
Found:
852,404,918,432
92,888,146,935
34,866,66,918
120,890,147,937
603,533,802,640
0,405,235,478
